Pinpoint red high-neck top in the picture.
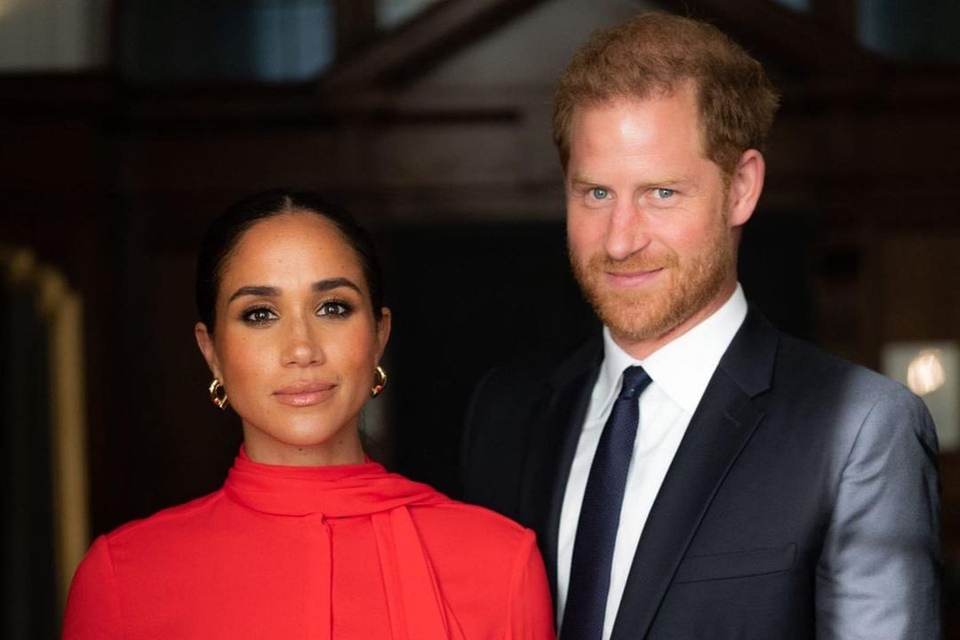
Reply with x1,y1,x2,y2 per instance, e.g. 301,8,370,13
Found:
63,450,554,639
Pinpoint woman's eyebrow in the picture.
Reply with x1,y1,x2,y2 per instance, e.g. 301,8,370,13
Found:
312,278,361,294
227,278,362,304
227,285,278,303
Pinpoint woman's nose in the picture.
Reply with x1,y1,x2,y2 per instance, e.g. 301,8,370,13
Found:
283,318,323,367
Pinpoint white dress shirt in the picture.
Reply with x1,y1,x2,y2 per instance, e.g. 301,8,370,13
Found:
556,285,748,639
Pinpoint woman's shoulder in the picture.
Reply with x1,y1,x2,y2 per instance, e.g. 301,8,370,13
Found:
99,489,228,551
408,497,536,550
68,489,231,604
404,498,553,637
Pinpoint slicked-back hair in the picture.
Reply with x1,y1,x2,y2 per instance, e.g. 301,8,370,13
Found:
552,12,779,177
195,189,385,334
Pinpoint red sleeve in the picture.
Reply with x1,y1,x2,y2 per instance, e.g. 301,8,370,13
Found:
506,530,556,640
62,536,123,640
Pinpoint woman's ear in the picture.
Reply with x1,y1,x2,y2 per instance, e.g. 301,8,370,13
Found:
375,308,392,363
194,322,221,379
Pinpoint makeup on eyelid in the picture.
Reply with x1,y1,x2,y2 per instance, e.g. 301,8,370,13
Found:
195,211,391,466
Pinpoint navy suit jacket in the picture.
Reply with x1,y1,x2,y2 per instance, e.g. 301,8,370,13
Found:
462,309,941,639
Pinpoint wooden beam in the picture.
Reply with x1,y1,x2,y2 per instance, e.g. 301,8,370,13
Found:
334,0,377,58
655,0,880,76
811,0,858,39
319,0,549,89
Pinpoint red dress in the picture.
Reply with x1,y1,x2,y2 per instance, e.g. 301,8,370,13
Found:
63,450,555,639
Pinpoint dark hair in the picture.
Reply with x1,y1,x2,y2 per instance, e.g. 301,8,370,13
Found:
195,189,385,333
552,12,779,177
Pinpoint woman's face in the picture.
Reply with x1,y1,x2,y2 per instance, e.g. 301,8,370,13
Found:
195,211,391,466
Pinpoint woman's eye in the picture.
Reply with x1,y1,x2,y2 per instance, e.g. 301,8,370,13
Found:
589,187,610,200
318,301,351,317
242,307,277,324
654,187,676,199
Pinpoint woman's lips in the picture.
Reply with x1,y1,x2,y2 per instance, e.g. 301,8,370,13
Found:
273,382,335,407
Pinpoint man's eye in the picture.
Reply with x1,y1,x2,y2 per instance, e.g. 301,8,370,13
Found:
589,187,610,200
318,301,351,317
654,188,676,199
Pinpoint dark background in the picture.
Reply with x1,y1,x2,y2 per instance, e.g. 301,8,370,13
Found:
2,0,960,636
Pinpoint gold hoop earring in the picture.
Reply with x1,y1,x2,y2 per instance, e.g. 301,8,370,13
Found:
371,366,387,398
208,378,228,410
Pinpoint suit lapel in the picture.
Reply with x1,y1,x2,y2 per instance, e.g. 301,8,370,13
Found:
518,339,602,601
610,309,778,640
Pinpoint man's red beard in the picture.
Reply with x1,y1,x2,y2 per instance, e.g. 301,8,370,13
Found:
569,227,736,345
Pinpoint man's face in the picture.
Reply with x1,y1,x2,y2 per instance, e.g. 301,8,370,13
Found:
566,86,755,357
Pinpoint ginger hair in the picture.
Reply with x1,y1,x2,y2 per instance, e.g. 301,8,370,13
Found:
552,12,779,177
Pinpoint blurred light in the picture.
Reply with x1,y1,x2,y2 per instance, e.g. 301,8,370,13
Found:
772,0,810,11
907,349,946,396
882,341,959,451
377,0,441,30
0,0,23,20
859,0,960,64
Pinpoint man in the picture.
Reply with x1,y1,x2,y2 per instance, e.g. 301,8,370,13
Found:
461,12,941,640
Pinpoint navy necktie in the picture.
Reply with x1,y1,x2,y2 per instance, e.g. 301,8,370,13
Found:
561,365,652,640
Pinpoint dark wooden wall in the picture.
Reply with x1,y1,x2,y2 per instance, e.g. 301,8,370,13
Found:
2,1,960,633
4,62,959,526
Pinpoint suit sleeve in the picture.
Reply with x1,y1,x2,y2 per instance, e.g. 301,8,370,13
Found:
460,365,522,511
506,529,557,640
62,536,123,640
461,366,498,502
815,390,942,639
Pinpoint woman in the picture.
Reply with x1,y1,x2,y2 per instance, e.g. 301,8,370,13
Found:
63,190,555,639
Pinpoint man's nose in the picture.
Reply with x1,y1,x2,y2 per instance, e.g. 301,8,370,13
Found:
603,201,652,260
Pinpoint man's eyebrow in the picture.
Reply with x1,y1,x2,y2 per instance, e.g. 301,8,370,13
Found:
568,174,602,185
569,175,688,189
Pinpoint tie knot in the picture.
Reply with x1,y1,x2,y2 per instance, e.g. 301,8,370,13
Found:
619,365,651,400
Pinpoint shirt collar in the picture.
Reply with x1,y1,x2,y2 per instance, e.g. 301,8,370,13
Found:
595,284,748,417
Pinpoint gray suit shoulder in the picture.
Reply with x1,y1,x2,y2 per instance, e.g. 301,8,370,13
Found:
776,331,920,403
771,331,937,449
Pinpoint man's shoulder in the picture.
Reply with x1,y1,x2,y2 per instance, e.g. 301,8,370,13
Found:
743,315,923,414
473,336,602,399
777,330,909,395
731,312,934,454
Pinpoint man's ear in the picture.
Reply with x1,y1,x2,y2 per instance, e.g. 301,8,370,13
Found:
194,322,221,379
726,149,765,228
